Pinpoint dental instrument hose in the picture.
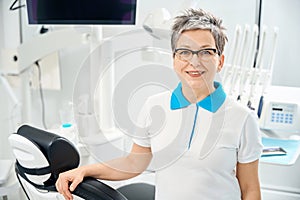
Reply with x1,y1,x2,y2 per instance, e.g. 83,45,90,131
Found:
35,61,48,129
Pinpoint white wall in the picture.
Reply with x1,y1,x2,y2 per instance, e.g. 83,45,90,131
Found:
0,1,3,50
262,0,300,87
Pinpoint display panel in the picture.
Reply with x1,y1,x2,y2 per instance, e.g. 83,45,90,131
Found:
26,0,137,25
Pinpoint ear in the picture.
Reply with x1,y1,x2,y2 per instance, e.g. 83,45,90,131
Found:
217,54,225,72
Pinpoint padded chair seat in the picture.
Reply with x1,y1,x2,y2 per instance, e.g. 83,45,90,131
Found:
117,183,155,200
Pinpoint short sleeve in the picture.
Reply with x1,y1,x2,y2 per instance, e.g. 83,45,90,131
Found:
131,99,151,147
238,111,263,163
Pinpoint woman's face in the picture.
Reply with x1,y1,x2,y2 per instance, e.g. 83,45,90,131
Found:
173,29,224,91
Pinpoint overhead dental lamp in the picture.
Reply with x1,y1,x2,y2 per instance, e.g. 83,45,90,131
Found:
142,8,172,40
142,0,199,40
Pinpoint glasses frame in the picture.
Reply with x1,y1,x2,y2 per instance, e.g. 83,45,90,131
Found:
174,48,221,62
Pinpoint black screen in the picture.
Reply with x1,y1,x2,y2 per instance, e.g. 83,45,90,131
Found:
26,0,137,25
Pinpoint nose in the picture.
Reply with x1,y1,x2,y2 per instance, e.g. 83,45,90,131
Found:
189,54,200,68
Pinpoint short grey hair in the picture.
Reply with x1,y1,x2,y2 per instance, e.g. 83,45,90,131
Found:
171,8,227,55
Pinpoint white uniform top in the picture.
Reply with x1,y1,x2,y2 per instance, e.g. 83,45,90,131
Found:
133,82,263,200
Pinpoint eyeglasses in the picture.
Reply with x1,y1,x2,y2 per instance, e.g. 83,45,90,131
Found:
174,48,220,62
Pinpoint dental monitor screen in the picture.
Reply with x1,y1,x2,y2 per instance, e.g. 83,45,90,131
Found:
26,0,137,25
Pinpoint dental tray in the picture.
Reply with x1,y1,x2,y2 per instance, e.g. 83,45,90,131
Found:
262,146,287,156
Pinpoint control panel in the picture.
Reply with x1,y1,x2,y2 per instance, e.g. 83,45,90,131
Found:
260,101,299,133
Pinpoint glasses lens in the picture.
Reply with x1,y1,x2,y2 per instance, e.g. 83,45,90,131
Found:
198,49,217,61
176,49,192,61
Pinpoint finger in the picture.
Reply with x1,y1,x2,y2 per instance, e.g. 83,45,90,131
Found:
62,193,73,200
55,180,60,193
62,184,73,200
56,180,72,200
69,177,82,192
64,178,74,199
56,179,64,194
57,175,73,199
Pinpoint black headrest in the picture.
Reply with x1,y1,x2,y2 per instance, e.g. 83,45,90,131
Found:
13,125,130,199
16,125,79,182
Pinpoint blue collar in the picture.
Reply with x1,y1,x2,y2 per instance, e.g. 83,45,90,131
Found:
170,82,226,112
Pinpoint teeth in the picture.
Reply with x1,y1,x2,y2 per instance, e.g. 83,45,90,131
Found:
187,71,204,75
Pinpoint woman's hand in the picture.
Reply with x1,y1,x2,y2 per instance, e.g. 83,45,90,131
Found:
55,167,85,200
55,143,151,200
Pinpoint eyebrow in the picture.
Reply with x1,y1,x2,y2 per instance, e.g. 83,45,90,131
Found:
176,44,215,49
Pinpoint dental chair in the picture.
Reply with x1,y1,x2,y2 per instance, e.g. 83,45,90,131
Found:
8,125,155,200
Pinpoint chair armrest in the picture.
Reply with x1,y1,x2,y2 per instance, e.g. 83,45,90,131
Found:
73,177,128,200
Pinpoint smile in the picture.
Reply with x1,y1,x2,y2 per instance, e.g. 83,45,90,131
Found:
186,70,205,77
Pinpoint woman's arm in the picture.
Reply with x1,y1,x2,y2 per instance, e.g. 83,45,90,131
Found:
236,159,261,200
56,143,152,200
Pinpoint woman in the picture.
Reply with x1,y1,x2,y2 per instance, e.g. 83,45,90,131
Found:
56,8,263,200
